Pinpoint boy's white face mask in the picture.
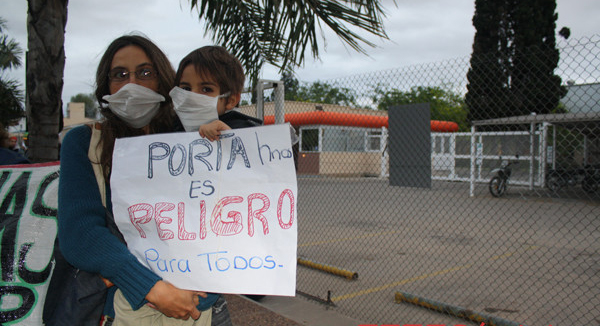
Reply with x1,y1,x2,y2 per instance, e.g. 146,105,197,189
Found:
102,83,165,128
169,86,228,132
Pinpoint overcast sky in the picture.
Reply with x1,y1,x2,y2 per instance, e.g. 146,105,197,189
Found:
2,0,600,108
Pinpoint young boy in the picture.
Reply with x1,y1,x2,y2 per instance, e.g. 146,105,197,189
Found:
169,46,262,141
113,46,256,326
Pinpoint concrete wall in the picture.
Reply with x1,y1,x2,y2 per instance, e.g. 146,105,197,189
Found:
318,152,382,176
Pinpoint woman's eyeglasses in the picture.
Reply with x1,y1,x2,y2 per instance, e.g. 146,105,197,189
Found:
108,66,158,82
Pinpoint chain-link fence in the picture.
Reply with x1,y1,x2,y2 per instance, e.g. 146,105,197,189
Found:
241,34,600,325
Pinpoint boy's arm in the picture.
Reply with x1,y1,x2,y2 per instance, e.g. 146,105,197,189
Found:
199,120,231,141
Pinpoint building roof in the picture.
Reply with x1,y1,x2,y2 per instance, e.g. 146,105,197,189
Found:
238,101,459,132
472,112,600,137
237,101,388,117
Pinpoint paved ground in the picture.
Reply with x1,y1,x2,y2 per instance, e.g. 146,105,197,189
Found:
226,294,302,326
292,176,600,325
226,294,363,326
225,177,599,325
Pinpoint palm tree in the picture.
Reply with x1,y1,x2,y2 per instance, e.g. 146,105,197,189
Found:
26,0,390,162
191,0,390,83
0,17,26,129
25,0,67,163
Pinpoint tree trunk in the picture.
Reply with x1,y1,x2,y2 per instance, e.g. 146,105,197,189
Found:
26,0,67,163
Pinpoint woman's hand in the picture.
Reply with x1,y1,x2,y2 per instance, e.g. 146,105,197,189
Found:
199,120,231,141
145,280,206,320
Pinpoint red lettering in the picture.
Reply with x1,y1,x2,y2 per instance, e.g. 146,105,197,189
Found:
277,189,294,229
211,196,243,236
199,200,207,239
155,202,175,240
128,203,153,238
177,202,196,240
247,193,270,237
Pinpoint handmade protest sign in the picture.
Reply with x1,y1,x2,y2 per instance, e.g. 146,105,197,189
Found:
111,124,297,296
0,162,60,325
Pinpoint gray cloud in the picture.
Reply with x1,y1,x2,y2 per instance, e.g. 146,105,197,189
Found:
1,0,598,108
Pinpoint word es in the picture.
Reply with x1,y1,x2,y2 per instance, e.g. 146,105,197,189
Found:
128,189,295,240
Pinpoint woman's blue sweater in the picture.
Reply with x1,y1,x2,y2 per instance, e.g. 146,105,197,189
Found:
58,125,217,317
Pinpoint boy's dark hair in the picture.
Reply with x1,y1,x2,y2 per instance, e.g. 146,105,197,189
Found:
175,46,245,96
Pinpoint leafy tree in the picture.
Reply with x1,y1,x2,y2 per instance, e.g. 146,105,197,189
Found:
26,0,391,162
0,18,25,128
372,85,469,131
465,0,566,123
281,71,359,107
70,93,98,118
281,70,300,102
293,81,359,107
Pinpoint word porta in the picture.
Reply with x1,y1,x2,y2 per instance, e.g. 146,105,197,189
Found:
128,189,295,240
147,132,293,178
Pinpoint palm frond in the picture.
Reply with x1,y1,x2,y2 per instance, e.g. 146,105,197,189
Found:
188,0,390,84
0,17,23,71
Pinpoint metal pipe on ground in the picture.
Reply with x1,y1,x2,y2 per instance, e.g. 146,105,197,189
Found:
297,258,358,280
394,291,525,326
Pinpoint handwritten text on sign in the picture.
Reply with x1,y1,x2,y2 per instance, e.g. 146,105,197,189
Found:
0,162,60,325
111,124,297,295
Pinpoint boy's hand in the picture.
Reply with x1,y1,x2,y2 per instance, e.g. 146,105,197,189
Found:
199,120,231,141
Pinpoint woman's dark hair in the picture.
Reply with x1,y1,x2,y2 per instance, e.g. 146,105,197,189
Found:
94,34,176,179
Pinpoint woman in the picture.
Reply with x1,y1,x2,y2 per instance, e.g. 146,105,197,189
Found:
57,34,228,325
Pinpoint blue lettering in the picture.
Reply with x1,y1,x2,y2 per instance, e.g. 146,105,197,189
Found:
189,139,213,174
234,256,248,270
227,136,250,170
145,248,191,273
249,256,263,269
255,132,292,165
189,180,215,198
178,260,192,273
168,144,186,176
216,257,230,271
148,142,169,178
145,248,159,264
157,259,168,272
264,256,276,269
197,251,228,272
169,259,177,272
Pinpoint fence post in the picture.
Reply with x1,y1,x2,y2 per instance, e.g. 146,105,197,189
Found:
470,125,476,197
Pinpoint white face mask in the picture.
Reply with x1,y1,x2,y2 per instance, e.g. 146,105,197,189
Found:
169,86,228,132
102,83,165,128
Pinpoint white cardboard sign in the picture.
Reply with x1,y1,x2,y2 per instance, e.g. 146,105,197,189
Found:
111,124,297,296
